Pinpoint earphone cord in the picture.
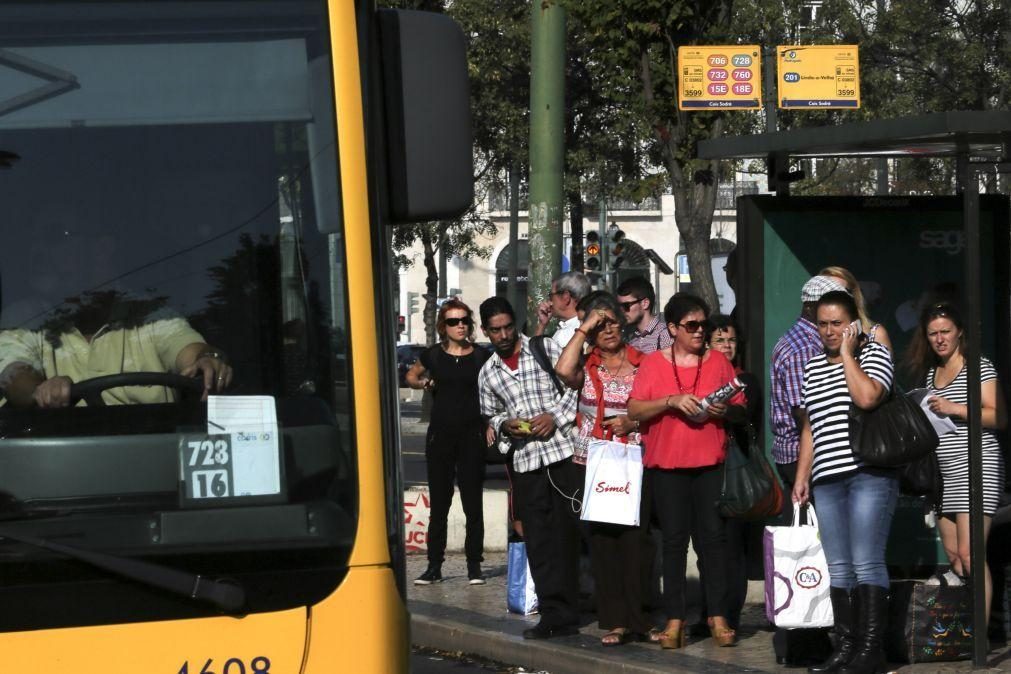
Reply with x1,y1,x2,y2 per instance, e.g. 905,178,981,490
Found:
547,465,582,514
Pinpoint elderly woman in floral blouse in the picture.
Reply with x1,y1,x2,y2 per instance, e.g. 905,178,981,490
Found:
556,290,651,647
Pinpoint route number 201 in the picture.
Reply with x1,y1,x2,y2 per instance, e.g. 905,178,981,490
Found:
178,656,271,674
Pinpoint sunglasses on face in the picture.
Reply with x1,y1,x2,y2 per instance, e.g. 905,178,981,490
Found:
444,317,473,327
619,298,643,311
677,320,711,333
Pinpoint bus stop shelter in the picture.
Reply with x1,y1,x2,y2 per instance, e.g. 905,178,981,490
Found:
699,110,1011,666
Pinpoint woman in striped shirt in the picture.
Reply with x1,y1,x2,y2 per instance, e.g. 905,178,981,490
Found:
793,291,896,674
904,302,1007,620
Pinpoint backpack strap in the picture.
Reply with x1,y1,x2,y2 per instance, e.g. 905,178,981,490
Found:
529,335,565,396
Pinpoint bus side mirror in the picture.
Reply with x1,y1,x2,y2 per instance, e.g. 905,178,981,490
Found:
377,9,474,224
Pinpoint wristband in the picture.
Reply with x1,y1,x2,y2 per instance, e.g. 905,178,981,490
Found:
198,350,227,362
665,395,673,409
574,327,588,338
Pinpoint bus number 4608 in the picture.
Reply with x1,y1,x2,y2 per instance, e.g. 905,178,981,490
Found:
179,657,271,674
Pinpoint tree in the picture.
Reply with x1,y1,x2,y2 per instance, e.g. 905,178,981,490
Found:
562,1,757,309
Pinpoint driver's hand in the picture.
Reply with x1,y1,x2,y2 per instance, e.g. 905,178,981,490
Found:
182,356,233,401
34,375,73,409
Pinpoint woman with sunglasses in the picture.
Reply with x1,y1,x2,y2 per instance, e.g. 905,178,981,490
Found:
555,291,651,647
405,299,492,586
903,303,1006,617
626,294,745,650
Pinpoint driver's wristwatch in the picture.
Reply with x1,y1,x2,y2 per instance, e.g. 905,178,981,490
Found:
197,350,227,363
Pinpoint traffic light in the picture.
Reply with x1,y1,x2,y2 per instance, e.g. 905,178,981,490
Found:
607,222,626,270
585,231,601,271
407,291,420,314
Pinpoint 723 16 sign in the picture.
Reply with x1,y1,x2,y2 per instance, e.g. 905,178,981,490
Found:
180,435,234,500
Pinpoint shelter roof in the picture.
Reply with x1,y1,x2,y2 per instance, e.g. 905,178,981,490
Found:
697,110,1011,160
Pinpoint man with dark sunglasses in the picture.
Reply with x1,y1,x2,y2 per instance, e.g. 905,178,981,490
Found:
616,276,673,354
534,272,590,348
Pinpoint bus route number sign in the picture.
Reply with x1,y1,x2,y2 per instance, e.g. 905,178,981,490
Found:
181,435,235,501
777,45,860,109
677,46,762,110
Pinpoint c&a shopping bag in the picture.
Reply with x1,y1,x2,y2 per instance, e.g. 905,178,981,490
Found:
579,438,643,527
506,540,538,615
764,505,834,628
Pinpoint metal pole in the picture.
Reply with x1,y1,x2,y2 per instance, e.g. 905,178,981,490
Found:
508,160,521,312
598,199,607,285
527,0,565,324
961,161,987,666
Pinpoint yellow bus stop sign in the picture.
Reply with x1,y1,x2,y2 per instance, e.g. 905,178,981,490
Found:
677,46,762,110
777,45,860,109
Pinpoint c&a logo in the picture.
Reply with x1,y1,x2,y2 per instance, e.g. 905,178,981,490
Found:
795,566,823,589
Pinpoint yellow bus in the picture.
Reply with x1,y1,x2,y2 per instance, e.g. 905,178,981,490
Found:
0,1,471,671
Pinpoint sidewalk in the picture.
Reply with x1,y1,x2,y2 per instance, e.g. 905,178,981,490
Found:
408,553,1011,674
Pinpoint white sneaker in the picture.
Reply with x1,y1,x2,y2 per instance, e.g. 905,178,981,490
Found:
942,570,964,586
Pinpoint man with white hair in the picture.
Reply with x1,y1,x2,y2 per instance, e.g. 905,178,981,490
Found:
534,271,591,348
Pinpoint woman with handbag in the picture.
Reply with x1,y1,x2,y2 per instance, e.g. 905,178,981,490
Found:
626,294,746,650
819,266,893,353
555,290,651,646
793,290,897,674
903,302,1007,616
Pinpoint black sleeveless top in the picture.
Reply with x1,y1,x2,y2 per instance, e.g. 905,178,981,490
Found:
419,344,491,432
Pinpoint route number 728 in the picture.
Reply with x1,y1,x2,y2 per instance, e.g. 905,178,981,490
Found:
178,656,271,674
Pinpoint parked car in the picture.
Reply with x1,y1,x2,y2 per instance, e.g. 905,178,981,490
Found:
397,344,427,387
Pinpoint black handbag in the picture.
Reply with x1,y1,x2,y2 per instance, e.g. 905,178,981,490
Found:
849,386,939,467
716,428,783,520
898,450,942,504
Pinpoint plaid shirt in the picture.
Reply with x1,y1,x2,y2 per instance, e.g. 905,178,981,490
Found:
769,316,822,464
626,315,674,354
479,335,578,473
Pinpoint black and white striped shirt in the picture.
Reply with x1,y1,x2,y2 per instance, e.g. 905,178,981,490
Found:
802,342,894,484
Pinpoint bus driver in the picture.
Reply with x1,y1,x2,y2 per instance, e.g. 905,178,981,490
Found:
0,303,232,408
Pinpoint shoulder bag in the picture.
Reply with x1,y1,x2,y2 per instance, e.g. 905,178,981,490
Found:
849,386,939,467
716,426,783,520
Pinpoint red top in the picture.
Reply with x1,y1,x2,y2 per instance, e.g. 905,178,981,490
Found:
502,351,521,371
629,348,743,469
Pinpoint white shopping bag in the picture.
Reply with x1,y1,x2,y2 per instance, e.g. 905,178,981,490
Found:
580,438,643,526
763,505,834,628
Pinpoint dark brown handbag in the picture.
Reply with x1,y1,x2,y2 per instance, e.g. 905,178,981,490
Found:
716,427,784,520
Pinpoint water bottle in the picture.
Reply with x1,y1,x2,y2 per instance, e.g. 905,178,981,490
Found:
686,376,746,423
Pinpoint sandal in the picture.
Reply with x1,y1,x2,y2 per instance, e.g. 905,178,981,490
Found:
601,629,630,647
708,618,736,647
658,622,686,650
646,627,663,643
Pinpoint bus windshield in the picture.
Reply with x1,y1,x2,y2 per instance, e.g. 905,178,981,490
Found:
0,0,354,630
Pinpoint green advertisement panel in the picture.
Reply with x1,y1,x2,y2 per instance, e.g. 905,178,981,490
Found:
736,195,1010,572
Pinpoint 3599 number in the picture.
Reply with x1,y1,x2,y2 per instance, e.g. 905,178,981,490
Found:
179,657,271,674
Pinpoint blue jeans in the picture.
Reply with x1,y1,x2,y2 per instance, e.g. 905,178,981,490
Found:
812,469,899,590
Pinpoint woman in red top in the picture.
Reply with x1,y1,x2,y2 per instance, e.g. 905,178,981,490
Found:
627,294,745,649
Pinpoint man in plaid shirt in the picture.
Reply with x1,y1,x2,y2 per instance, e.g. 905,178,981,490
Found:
477,296,582,639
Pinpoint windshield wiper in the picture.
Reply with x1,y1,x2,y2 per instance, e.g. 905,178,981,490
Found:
0,527,245,612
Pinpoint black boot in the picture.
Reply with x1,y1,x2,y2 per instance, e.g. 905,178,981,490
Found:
839,584,888,674
809,587,856,673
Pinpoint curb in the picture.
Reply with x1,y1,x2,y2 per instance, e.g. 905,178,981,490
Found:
411,612,677,674
410,608,763,674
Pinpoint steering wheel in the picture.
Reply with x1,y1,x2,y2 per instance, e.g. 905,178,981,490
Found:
69,373,205,407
